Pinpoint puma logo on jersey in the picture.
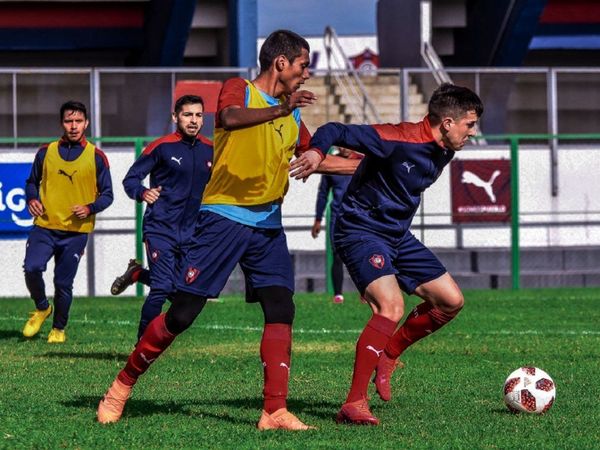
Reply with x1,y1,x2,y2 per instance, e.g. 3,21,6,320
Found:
140,352,156,364
73,253,80,262
280,362,290,371
268,121,284,142
58,169,77,183
461,170,501,203
171,156,183,165
366,345,384,357
402,161,415,173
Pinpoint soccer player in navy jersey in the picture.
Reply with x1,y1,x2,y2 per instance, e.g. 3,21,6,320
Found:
110,95,213,340
22,101,113,343
311,148,363,304
97,29,358,430
300,83,484,425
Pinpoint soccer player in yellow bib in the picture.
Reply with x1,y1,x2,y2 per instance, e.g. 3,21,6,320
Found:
23,101,113,343
98,30,358,430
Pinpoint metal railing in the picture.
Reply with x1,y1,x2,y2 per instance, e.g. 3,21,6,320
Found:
323,26,381,124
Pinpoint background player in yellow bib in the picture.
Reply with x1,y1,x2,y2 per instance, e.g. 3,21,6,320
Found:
22,101,113,343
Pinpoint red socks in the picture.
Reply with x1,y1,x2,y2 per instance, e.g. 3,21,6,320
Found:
118,314,176,386
384,302,457,359
346,314,397,403
261,323,292,413
131,268,141,282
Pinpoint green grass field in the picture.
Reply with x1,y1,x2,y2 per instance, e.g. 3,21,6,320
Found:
1,288,599,449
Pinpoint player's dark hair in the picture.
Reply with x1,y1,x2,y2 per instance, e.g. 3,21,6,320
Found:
60,101,87,121
174,95,204,114
428,83,483,124
259,29,310,72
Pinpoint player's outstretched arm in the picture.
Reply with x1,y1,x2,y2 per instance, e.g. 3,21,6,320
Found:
316,154,360,175
220,90,316,130
310,122,391,159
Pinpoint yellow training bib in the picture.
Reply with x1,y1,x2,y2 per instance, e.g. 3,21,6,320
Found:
35,140,97,233
202,80,299,205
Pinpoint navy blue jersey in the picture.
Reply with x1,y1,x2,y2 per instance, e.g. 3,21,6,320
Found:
123,131,213,244
310,116,454,239
25,137,113,214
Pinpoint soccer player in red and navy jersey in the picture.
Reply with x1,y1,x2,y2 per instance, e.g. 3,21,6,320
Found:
97,29,358,430
110,95,213,340
300,83,484,425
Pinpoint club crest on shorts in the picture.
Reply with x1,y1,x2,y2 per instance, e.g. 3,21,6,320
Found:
150,249,160,262
185,267,201,284
369,254,385,269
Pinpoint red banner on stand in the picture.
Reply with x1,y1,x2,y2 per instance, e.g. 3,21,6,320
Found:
450,159,511,223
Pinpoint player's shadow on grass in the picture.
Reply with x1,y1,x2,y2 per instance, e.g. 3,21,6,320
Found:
63,396,257,426
0,329,25,340
216,397,339,420
64,395,339,424
43,351,129,361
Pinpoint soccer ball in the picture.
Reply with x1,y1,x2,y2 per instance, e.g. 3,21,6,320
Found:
503,367,556,414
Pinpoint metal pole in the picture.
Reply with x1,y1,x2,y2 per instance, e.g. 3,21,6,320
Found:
89,70,95,137
325,191,333,295
547,68,559,196
12,72,17,142
171,72,176,133
135,138,145,297
510,137,520,290
93,69,102,140
401,69,410,122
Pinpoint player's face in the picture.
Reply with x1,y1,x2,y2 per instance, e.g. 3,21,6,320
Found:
173,103,204,139
280,48,310,94
442,110,479,151
61,110,88,143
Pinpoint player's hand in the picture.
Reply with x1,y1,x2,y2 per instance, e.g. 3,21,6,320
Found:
281,90,317,115
311,220,321,238
27,199,44,217
290,149,322,182
72,205,91,219
142,186,162,204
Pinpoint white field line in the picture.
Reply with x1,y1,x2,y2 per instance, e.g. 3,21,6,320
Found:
1,315,599,336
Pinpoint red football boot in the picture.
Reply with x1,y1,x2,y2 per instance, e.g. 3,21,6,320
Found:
336,397,379,425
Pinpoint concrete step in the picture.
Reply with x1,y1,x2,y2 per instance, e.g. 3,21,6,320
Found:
217,247,600,294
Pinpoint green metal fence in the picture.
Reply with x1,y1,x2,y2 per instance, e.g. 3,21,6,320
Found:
3,133,600,294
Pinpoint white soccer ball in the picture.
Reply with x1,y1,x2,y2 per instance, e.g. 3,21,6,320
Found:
503,367,556,414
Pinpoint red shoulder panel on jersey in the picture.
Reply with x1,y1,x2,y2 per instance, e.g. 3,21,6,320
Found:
373,116,434,144
37,143,50,154
94,147,110,168
294,121,313,156
215,77,247,128
197,134,213,146
142,133,180,155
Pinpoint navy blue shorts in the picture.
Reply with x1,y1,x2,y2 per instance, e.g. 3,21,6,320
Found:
175,211,294,298
144,234,182,294
334,231,447,295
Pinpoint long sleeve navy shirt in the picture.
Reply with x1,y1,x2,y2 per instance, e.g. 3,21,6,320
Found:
310,116,454,240
123,131,213,244
25,137,114,215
